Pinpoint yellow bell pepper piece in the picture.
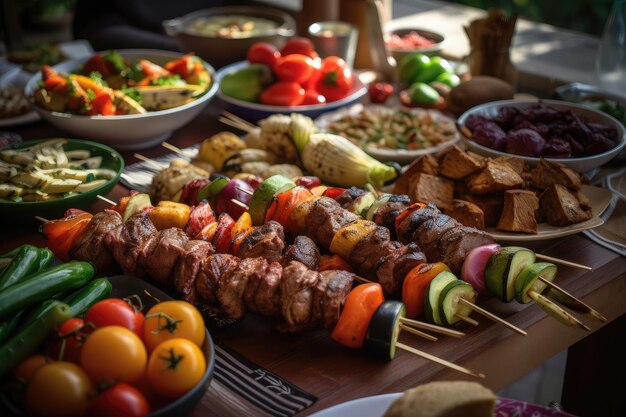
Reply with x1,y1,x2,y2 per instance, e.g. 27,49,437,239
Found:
329,219,378,260
149,201,191,230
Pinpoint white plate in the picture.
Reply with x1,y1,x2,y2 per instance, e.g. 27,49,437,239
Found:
487,185,613,242
0,110,39,127
315,104,460,163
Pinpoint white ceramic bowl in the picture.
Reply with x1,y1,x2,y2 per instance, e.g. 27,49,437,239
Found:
385,27,446,65
215,60,367,122
24,49,218,150
457,99,626,173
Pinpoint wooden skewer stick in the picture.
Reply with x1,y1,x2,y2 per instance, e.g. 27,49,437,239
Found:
528,290,591,331
396,342,485,379
218,116,254,133
458,299,527,336
399,317,465,338
535,254,592,271
230,199,249,210
538,277,606,322
236,186,254,196
97,195,117,206
161,142,187,155
353,276,371,284
35,216,48,223
455,314,479,326
223,110,257,131
133,153,165,170
399,323,437,342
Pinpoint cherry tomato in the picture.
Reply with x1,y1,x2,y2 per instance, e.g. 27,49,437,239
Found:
50,318,91,363
85,298,145,337
143,301,205,352
146,338,206,398
14,354,49,384
280,37,317,58
80,326,147,383
260,82,305,106
86,383,149,417
273,54,315,84
315,56,353,102
25,361,92,417
368,82,394,104
82,54,111,77
302,89,326,105
247,42,281,69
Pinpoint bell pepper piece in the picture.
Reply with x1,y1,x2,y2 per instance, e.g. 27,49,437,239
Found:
318,254,353,273
195,222,218,242
265,186,314,229
185,201,216,238
287,196,320,235
212,213,235,254
331,282,384,348
91,90,116,116
179,178,211,206
310,186,327,197
229,228,254,255
148,201,191,230
402,262,451,319
394,202,427,236
323,187,347,200
231,212,252,240
329,220,377,260
42,212,93,262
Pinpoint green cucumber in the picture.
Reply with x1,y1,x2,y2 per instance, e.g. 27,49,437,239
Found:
485,247,536,302
249,175,295,225
63,277,112,317
0,261,94,318
0,301,71,378
349,192,377,217
0,244,41,292
365,195,390,221
197,176,229,204
515,262,557,304
438,280,477,326
424,271,457,325
364,301,406,361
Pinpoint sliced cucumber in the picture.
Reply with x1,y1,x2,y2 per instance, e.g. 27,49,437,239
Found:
74,179,107,193
197,176,228,204
424,271,457,325
438,280,477,326
365,195,391,221
42,178,82,193
364,300,406,361
485,247,536,302
515,262,557,304
249,175,295,225
348,192,377,217
123,193,152,222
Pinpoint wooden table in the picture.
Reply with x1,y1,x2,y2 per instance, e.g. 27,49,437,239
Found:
2,103,625,417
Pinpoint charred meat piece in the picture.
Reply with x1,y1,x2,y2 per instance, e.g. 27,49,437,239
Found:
376,243,426,297
141,228,189,286
429,226,495,273
439,145,482,179
467,161,524,195
238,221,285,262
70,210,122,273
497,190,539,234
195,254,240,305
396,204,441,245
104,211,157,277
306,197,359,248
414,213,461,250
539,184,592,226
349,226,391,274
281,236,320,270
217,258,264,320
243,261,282,317
335,187,366,208
173,240,213,305
445,199,485,229
408,173,454,210
530,158,582,191
279,261,320,333
372,194,411,237
313,270,355,329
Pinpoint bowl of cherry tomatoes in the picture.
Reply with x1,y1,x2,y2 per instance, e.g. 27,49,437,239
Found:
216,37,367,121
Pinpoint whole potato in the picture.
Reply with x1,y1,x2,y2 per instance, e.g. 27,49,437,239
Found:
447,76,514,116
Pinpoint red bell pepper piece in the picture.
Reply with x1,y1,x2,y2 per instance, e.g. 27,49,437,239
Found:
185,201,216,238
402,263,450,319
264,186,314,229
318,254,354,273
212,213,235,254
331,283,384,348
42,212,93,261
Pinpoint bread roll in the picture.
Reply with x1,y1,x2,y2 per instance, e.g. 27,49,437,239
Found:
383,381,497,417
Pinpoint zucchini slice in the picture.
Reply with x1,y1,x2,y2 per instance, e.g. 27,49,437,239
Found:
365,194,391,221
348,192,377,217
424,271,457,325
438,280,477,326
123,193,152,222
485,247,536,302
364,300,406,361
515,262,557,304
248,175,295,225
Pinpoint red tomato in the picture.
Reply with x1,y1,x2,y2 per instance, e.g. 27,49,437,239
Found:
273,54,315,84
368,82,394,104
280,37,317,58
86,383,149,417
302,89,326,105
91,91,116,116
50,318,91,364
247,42,281,69
84,299,145,337
260,82,305,106
315,56,353,102
82,54,111,77
139,59,170,77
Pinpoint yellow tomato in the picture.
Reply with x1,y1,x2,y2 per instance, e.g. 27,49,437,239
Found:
143,301,205,352
146,338,206,398
14,354,49,384
80,325,147,383
25,361,92,417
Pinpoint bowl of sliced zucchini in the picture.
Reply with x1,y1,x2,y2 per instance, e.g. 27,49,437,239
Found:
0,138,123,220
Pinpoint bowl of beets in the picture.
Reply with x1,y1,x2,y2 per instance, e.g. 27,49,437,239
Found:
458,99,626,172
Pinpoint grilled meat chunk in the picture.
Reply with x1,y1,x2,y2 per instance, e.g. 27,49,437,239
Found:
307,197,359,248
414,213,461,251
141,228,189,285
70,210,122,273
439,145,482,179
217,258,263,320
280,261,320,333
313,270,355,329
372,194,411,237
238,221,285,262
497,190,539,234
460,194,504,227
539,184,592,226
393,154,439,195
445,199,485,229
243,261,282,317
349,226,391,274
104,211,157,277
376,243,426,296
173,240,213,304
408,173,454,210
396,204,441,245
281,236,320,270
530,158,581,191
429,226,495,273
335,187,366,208
196,254,240,305
467,161,523,195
